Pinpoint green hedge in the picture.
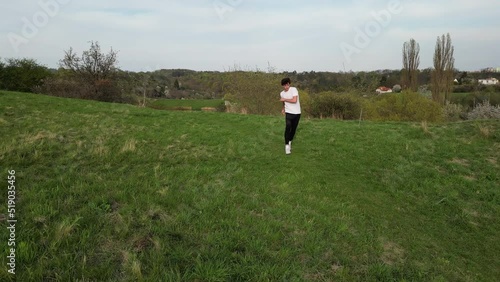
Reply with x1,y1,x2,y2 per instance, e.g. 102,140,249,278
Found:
364,92,443,122
310,92,362,120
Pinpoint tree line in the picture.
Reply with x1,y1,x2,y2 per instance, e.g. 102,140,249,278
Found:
1,37,499,110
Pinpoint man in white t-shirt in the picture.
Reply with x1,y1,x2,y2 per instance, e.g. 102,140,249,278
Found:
279,77,301,155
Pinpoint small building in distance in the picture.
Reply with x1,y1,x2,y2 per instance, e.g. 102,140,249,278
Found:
478,78,499,85
376,86,392,94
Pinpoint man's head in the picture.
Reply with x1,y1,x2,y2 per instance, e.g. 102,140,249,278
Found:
281,77,291,91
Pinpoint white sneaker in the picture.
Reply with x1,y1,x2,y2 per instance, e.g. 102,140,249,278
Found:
289,141,292,151
285,144,291,155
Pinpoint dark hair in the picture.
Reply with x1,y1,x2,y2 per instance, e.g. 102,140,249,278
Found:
281,77,291,86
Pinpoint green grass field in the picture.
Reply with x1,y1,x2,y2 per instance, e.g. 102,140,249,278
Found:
148,99,224,111
450,92,500,107
1,91,499,281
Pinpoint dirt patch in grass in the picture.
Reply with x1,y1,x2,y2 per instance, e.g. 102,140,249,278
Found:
23,131,58,144
201,107,217,112
487,157,498,167
121,139,137,153
450,158,469,166
133,233,154,253
380,240,405,265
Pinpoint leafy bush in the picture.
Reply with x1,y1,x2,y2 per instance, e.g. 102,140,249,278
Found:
453,84,475,93
39,77,89,99
450,92,500,108
223,71,281,115
40,76,129,103
467,101,500,120
418,84,432,99
364,92,443,122
215,102,227,112
478,84,500,93
0,58,52,92
55,41,127,103
442,102,466,122
310,92,362,119
392,84,402,93
94,79,124,102
299,90,312,116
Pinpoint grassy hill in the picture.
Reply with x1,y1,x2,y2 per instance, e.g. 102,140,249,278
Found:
0,91,499,281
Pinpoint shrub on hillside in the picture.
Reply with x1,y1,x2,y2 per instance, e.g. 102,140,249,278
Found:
299,90,312,116
223,71,281,115
364,92,443,122
94,79,125,102
442,102,466,122
453,84,475,93
477,88,500,106
451,92,500,108
392,84,402,93
0,58,52,92
39,77,89,99
40,77,130,103
418,85,432,99
310,92,362,119
56,41,128,103
467,101,500,120
215,102,226,112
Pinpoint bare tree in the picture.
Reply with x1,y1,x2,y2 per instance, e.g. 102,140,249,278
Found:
431,33,454,105
402,38,420,92
60,41,120,101
138,74,151,107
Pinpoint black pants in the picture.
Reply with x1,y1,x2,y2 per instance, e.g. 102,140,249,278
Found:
285,113,301,144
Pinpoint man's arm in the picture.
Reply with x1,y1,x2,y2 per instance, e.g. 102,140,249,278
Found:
280,96,298,103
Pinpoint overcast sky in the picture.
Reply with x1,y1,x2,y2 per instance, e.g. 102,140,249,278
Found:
1,0,499,72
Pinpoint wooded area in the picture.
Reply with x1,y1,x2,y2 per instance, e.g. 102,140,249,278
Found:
1,39,499,121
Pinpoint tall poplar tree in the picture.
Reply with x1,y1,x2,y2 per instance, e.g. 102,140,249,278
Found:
402,38,420,92
431,33,455,105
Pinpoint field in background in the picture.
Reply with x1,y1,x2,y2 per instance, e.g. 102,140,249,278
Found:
450,92,500,107
0,91,499,281
148,99,224,111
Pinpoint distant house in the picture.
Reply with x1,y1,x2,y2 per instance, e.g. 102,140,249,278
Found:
478,78,499,85
376,86,392,94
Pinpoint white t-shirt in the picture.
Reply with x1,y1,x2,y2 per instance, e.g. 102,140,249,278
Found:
280,86,301,114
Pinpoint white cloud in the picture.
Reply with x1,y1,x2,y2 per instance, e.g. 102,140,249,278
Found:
0,0,498,71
